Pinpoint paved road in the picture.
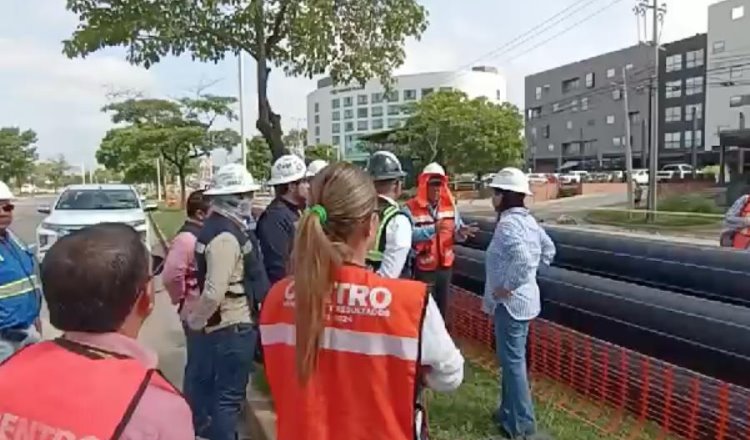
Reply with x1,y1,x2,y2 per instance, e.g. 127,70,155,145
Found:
11,197,187,388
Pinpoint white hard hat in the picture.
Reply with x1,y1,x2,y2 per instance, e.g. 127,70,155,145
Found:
306,159,329,177
488,167,533,195
422,162,446,176
0,181,14,200
267,154,307,186
204,163,261,196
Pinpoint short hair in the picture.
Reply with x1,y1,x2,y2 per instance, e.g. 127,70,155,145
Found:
186,190,209,218
42,223,150,332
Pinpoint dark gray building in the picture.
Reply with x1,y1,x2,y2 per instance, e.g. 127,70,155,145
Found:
659,34,708,165
525,44,654,172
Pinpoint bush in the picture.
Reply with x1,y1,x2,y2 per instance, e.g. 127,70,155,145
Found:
585,209,719,228
658,194,722,214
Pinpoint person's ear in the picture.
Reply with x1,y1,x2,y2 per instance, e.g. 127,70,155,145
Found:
135,279,155,317
366,212,379,238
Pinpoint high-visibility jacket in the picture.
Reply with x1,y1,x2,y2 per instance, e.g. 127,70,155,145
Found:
260,265,429,440
0,231,40,330
0,339,181,440
733,197,750,249
366,196,410,272
405,174,456,272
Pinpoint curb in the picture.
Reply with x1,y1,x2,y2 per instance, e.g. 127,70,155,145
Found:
244,384,276,440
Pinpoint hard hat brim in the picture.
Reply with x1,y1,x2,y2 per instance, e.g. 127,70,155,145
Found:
266,172,307,186
488,183,533,196
204,183,261,195
371,171,407,182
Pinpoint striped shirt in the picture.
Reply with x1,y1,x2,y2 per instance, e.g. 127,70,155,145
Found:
482,208,556,321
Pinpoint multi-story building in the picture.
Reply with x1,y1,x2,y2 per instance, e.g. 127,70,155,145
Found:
658,33,707,164
525,44,654,172
705,0,750,151
306,67,507,162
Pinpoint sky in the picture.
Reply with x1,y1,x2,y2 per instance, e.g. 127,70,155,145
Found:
0,0,718,168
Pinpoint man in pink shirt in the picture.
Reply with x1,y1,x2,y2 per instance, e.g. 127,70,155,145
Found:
162,190,211,436
0,223,194,440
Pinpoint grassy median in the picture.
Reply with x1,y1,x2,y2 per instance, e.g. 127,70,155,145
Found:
149,207,186,240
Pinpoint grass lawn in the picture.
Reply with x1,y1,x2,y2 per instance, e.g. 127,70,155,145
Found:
149,207,186,240
252,358,664,440
585,208,721,229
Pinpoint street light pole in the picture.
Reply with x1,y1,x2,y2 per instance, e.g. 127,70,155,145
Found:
622,67,634,210
238,53,247,166
691,107,698,178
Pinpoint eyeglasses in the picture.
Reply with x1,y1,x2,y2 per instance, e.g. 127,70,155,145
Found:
1,203,14,213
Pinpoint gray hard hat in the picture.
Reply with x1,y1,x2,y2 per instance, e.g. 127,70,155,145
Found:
366,151,406,182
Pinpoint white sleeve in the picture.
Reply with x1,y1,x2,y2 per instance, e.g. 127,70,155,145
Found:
420,295,464,392
376,214,412,279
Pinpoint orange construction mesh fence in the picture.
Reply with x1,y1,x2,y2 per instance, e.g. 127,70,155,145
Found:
448,285,750,440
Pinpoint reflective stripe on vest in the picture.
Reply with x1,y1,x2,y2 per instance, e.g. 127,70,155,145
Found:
0,340,181,440
367,204,401,263
0,275,38,299
259,266,428,440
405,198,456,271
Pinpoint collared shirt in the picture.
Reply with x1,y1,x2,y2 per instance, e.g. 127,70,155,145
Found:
724,194,750,232
483,207,556,321
376,195,413,279
63,332,194,440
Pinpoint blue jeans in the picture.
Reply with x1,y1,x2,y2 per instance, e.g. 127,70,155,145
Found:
0,325,40,363
493,305,536,437
206,323,256,440
183,324,213,437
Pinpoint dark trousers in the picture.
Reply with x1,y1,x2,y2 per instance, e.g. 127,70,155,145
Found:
414,267,453,318
182,324,213,437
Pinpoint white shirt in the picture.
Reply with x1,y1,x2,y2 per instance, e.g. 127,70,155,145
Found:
420,295,464,391
376,195,413,279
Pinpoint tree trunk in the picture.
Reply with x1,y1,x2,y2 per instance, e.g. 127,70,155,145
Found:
254,1,287,160
177,166,187,208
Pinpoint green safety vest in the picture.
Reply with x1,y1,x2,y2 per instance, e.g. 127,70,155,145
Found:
366,203,403,269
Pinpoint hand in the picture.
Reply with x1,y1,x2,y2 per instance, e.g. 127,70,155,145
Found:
458,223,480,239
493,288,512,299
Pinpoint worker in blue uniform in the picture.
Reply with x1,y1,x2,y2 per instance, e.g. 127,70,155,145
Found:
0,180,41,362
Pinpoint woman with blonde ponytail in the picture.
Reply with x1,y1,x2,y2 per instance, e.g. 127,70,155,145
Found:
260,162,464,440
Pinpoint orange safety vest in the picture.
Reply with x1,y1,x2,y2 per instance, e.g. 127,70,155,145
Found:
0,339,181,440
405,173,456,271
732,197,750,249
260,265,429,440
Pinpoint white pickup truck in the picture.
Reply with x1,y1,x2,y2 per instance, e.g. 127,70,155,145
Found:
657,164,699,181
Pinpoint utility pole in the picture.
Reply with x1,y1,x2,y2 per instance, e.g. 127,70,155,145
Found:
622,67,635,210
155,158,162,201
691,107,698,178
238,53,247,166
636,0,666,218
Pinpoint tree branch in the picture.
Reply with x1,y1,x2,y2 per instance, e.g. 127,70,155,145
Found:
266,0,290,48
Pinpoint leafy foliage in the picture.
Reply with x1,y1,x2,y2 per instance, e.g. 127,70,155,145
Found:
306,144,336,162
386,90,525,176
0,127,38,185
63,0,429,159
246,136,273,182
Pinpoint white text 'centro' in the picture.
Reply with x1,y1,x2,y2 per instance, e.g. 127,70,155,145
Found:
284,282,392,317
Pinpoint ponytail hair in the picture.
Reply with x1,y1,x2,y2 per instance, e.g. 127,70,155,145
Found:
291,163,377,383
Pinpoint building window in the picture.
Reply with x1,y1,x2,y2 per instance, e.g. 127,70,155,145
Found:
666,80,682,98
732,5,744,20
581,97,589,110
535,86,542,100
344,109,353,119
612,88,622,100
528,107,542,119
385,91,399,102
372,119,384,130
332,111,340,121
387,105,400,115
372,93,383,104
343,96,353,107
606,115,615,125
332,123,340,134
357,108,368,118
629,112,641,123
387,119,401,129
666,54,682,72
496,90,502,100
665,132,681,149
665,106,682,122
731,66,744,79
372,106,383,117
314,114,319,124
685,130,703,148
315,126,320,136
421,88,434,97
686,77,703,96
403,89,417,101
566,120,573,130
730,96,744,107
552,103,562,113
613,137,622,147
584,72,595,88
713,40,725,54
402,104,415,115
345,122,354,132
332,135,340,145
626,63,634,70
686,49,704,68
332,99,340,109
570,100,579,112
315,137,320,144
314,102,319,113
357,120,368,131
607,68,616,78
357,94,368,105
685,104,702,120
562,77,580,93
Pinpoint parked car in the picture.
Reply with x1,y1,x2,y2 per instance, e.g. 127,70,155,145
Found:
630,169,650,185
560,170,590,184
35,184,157,261
657,163,698,181
527,173,548,184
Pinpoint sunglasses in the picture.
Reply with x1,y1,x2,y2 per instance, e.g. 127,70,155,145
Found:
1,203,14,213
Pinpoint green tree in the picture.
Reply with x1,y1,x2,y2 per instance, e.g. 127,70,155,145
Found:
97,96,240,204
246,136,272,182
0,127,38,186
283,128,307,154
397,90,525,176
63,0,429,160
46,155,71,191
306,144,336,162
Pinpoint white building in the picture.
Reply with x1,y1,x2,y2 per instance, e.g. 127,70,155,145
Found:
705,0,750,149
306,66,507,162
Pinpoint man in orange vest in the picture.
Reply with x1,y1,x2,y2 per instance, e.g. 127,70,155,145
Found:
260,162,464,440
722,193,750,248
0,223,193,440
404,163,478,317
